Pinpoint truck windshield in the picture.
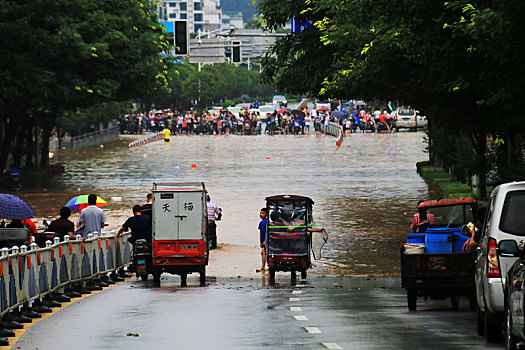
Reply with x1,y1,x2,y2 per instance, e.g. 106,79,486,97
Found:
500,190,525,235
426,205,475,227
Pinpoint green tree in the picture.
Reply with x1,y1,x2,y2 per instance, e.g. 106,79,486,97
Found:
257,0,525,195
0,0,171,173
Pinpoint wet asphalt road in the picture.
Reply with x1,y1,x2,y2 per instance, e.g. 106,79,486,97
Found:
15,276,501,350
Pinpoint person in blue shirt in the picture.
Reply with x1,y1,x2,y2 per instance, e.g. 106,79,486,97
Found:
256,208,269,272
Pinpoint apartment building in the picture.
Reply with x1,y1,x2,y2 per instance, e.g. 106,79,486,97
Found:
163,0,222,33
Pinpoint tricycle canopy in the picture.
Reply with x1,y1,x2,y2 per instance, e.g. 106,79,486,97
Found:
417,197,479,228
265,195,314,257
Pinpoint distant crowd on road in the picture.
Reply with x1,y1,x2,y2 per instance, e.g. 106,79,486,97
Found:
118,100,399,136
119,107,317,136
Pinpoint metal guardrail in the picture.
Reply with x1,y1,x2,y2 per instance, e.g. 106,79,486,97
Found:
50,125,121,151
128,131,164,149
0,233,132,318
69,125,120,149
314,120,343,137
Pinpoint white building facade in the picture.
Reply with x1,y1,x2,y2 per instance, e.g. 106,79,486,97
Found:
164,0,222,34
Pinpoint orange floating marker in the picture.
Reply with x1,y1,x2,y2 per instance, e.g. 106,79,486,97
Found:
191,164,197,168
265,157,271,160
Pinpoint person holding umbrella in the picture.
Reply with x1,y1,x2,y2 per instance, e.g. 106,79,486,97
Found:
77,194,106,237
0,193,35,246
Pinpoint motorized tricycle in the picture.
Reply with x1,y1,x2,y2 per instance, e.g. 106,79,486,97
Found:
132,239,153,281
151,182,208,286
401,197,481,311
265,195,324,285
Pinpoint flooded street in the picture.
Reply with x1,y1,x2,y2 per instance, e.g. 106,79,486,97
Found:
21,132,428,276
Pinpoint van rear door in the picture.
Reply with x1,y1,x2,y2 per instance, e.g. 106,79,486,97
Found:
153,186,206,241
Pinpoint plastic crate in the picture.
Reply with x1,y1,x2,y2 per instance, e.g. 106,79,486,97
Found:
425,233,452,254
407,233,426,244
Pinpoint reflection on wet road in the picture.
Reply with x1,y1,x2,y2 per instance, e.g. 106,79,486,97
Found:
14,277,499,350
22,132,428,275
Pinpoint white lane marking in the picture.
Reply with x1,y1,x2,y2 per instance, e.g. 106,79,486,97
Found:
292,290,302,295
305,327,322,334
322,343,343,349
294,315,308,321
295,284,308,288
290,307,302,311
290,298,300,302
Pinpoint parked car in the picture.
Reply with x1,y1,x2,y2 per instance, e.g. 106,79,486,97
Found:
227,106,243,117
236,103,251,110
272,95,287,107
475,181,525,342
259,105,277,117
416,112,428,129
395,108,418,131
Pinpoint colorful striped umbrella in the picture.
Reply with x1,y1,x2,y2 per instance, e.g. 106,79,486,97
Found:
0,194,34,220
65,195,107,211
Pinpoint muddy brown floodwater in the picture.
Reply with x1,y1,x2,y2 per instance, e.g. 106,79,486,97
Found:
13,131,429,277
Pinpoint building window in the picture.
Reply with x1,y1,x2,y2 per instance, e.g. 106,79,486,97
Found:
169,3,176,7
179,2,187,10
169,13,176,18
194,24,203,32
180,13,187,20
194,13,203,22
194,2,202,10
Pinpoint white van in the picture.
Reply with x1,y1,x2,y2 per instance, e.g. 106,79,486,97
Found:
475,181,525,342
395,107,417,131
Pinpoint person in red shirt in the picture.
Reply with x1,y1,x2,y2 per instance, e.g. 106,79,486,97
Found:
22,219,37,244
379,110,391,132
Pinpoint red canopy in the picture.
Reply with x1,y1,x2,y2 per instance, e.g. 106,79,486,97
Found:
417,197,476,209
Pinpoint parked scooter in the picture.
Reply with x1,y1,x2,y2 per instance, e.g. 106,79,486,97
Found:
133,239,153,281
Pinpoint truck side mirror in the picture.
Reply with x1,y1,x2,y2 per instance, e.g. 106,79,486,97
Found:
498,240,520,257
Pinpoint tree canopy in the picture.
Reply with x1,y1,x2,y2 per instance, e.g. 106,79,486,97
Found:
256,0,525,193
0,0,171,173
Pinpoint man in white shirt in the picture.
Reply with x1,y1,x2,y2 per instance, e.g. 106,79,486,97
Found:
78,194,106,238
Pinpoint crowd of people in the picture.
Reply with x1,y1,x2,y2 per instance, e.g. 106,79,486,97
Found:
118,104,396,137
119,108,321,136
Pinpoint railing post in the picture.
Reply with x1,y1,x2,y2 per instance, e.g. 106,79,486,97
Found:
54,237,61,245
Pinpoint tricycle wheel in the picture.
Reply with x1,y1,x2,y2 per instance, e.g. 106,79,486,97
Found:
407,289,417,311
181,273,187,287
301,269,307,280
140,274,148,281
269,268,275,286
152,268,161,285
451,296,459,311
199,268,206,287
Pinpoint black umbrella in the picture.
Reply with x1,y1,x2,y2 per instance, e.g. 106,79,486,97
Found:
332,111,346,120
291,110,306,120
